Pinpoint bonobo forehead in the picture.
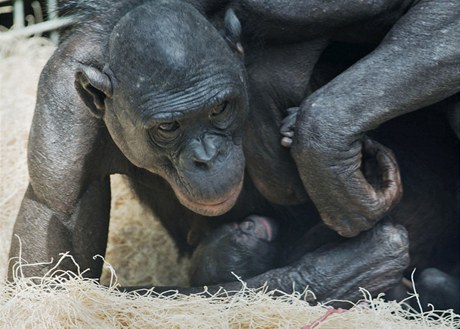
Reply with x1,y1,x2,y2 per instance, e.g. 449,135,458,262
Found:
107,0,245,119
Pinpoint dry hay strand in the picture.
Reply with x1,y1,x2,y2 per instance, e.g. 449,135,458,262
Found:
1,254,459,329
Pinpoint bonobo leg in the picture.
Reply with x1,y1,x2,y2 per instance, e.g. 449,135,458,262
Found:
125,221,409,305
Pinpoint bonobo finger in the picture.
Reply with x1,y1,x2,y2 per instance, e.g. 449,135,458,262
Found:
280,115,296,132
320,163,395,237
280,110,298,148
281,107,299,129
362,137,378,156
286,107,299,115
281,137,293,148
322,212,371,238
372,144,402,209
377,151,402,204
280,130,294,138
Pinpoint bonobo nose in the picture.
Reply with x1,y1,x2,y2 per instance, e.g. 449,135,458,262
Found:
191,135,220,169
192,148,217,168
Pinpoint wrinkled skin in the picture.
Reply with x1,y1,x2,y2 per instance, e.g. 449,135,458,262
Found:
191,139,401,285
7,0,459,306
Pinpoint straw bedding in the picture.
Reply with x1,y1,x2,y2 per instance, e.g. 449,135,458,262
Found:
0,37,458,328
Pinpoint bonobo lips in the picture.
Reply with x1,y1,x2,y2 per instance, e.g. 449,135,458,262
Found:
174,176,244,216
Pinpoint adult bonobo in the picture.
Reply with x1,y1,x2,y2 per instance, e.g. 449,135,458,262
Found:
8,0,409,304
8,0,249,279
7,0,457,304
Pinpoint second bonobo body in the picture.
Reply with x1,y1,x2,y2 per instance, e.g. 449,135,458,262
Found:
192,116,459,311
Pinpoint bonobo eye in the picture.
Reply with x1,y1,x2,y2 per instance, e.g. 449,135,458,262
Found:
210,101,234,129
158,121,180,132
239,220,254,234
211,102,228,116
151,121,181,142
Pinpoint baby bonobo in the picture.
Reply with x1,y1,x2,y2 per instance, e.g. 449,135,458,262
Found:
189,215,281,286
190,215,342,286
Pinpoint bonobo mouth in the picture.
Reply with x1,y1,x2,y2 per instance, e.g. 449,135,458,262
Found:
174,176,244,216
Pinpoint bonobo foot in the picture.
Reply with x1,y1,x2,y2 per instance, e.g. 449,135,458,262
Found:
266,221,410,303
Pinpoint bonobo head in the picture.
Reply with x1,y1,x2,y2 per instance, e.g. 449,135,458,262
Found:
75,1,248,216
189,215,280,286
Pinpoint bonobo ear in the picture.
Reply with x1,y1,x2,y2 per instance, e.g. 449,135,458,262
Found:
223,9,244,56
75,65,113,118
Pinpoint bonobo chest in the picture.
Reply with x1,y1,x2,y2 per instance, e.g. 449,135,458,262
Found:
242,40,327,205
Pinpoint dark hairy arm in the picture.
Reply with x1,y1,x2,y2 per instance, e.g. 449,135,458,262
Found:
7,36,117,281
234,0,407,40
290,0,460,236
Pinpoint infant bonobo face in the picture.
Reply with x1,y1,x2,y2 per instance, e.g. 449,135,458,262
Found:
189,215,280,286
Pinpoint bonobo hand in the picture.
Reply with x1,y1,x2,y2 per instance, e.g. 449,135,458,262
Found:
280,107,402,237
280,107,299,148
287,221,410,303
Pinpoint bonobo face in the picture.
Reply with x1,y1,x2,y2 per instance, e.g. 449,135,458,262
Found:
189,215,280,286
76,1,248,216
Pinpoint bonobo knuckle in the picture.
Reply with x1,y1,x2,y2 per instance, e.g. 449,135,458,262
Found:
377,222,409,252
361,193,389,220
322,212,372,238
337,228,361,238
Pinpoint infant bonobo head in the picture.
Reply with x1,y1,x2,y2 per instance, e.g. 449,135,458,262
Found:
190,215,280,286
75,1,248,216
